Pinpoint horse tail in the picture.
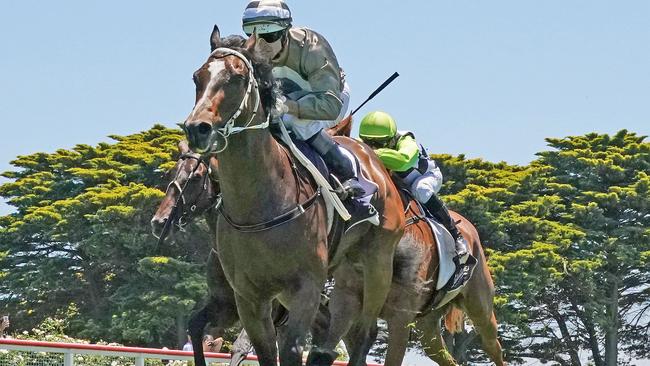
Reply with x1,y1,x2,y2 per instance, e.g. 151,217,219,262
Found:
444,305,465,334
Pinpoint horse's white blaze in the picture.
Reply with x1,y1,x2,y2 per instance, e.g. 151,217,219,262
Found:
188,59,227,121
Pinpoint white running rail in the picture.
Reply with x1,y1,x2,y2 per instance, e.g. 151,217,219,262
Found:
0,339,382,366
0,338,248,366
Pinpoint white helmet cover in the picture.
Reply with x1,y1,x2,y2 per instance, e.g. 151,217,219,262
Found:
242,0,292,34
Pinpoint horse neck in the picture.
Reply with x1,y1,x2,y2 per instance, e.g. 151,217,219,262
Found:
217,111,292,221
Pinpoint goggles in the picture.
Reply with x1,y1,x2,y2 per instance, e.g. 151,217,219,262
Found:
363,137,392,149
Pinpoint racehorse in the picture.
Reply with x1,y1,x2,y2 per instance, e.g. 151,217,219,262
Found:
151,131,348,366
152,152,504,366
341,197,505,366
181,28,404,366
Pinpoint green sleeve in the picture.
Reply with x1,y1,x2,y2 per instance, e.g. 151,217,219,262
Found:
374,135,419,172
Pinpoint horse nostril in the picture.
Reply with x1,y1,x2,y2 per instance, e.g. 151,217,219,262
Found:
198,122,212,135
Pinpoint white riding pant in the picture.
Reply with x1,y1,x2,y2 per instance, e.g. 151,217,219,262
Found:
400,160,443,203
281,80,351,141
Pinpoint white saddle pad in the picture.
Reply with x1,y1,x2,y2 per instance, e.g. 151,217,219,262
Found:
427,219,457,290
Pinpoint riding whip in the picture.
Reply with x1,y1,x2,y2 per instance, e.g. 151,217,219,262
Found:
349,72,399,117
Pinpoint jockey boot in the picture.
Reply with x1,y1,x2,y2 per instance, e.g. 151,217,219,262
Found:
423,193,470,264
307,130,365,199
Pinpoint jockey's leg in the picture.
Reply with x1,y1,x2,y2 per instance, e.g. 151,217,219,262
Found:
307,129,365,199
412,174,476,290
410,173,469,262
422,193,468,260
422,193,479,291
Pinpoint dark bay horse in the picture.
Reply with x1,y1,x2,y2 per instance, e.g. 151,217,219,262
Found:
182,29,404,366
151,128,350,366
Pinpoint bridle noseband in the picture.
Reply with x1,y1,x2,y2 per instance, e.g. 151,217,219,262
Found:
203,48,270,153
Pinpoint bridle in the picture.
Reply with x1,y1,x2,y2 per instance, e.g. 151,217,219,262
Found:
155,153,219,244
188,46,321,233
202,48,270,153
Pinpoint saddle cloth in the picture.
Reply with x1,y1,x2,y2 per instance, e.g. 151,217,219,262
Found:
426,219,457,291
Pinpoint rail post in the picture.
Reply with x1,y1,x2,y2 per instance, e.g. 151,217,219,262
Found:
135,354,145,366
64,350,74,366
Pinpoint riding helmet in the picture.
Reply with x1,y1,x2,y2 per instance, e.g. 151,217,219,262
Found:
242,0,292,35
359,111,398,140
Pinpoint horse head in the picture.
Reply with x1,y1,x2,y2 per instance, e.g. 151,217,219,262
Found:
151,140,219,239
184,25,276,153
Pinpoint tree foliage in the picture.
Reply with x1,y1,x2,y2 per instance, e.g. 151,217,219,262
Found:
0,125,210,348
1,126,648,365
429,129,650,365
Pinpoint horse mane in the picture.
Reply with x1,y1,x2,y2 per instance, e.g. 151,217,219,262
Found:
212,35,277,117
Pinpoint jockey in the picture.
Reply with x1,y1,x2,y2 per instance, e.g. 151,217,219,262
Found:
358,111,476,289
241,0,364,199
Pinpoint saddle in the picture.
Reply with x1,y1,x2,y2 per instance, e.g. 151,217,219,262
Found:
396,186,474,311
270,128,379,264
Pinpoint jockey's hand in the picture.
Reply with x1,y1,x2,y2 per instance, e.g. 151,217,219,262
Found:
271,95,289,118
284,99,299,116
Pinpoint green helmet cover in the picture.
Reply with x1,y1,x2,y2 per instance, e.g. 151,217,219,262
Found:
359,111,397,140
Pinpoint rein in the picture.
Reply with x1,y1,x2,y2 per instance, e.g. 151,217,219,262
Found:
155,153,217,246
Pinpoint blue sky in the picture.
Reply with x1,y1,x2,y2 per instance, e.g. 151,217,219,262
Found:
1,1,649,363
1,1,649,216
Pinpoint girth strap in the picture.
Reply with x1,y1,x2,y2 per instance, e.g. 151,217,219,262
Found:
217,188,321,233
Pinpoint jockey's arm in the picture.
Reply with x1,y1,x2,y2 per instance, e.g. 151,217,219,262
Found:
284,37,343,121
375,135,420,172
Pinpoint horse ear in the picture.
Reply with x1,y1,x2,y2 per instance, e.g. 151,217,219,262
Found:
210,24,222,52
244,29,258,52
178,140,190,154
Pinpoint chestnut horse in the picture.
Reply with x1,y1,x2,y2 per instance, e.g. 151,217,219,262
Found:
345,197,505,366
181,29,404,366
152,149,504,366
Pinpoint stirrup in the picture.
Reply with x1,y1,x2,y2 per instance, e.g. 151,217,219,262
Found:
329,174,348,200
455,237,470,264
341,178,365,198
443,255,477,292
330,175,365,200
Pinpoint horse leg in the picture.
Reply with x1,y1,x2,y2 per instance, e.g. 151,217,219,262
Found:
189,294,239,366
189,247,239,366
235,295,278,366
341,318,379,366
308,265,362,366
415,310,458,366
310,300,331,347
463,301,505,366
277,280,323,366
348,238,396,366
188,304,211,366
460,249,505,365
383,313,413,366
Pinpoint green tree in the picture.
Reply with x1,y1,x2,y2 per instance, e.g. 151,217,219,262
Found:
434,130,650,365
0,125,209,347
535,130,650,365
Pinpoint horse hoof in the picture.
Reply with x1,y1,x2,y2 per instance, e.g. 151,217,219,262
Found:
306,347,338,366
